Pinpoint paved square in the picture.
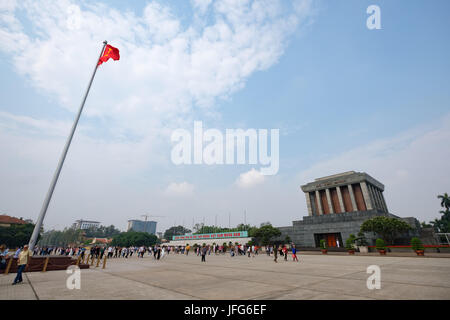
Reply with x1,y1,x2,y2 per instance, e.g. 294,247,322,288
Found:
1,253,450,300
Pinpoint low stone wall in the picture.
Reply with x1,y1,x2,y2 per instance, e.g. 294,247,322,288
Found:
1,256,90,274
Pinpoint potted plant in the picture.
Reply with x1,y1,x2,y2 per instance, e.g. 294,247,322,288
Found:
376,238,386,255
411,237,425,256
345,234,356,255
355,231,368,253
320,239,327,254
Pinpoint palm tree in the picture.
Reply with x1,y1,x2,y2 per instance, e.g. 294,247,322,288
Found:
431,193,450,233
438,193,450,210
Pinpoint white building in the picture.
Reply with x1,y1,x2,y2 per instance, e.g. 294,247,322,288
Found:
73,219,100,230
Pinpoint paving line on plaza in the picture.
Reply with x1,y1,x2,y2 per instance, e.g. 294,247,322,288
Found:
24,273,39,300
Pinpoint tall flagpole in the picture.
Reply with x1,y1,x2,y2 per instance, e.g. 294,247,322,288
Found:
28,41,108,252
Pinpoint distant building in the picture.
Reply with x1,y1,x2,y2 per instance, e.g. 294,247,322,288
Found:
0,215,30,228
87,237,112,245
167,231,251,246
127,220,157,235
72,219,100,230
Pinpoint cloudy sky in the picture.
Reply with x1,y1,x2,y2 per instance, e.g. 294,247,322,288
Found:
0,0,449,233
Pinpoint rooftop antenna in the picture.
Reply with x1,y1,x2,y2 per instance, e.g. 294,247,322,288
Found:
141,214,165,222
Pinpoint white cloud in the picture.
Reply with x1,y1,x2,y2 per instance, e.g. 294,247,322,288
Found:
236,168,265,188
191,0,213,14
0,1,322,233
0,0,314,231
0,0,313,139
165,182,194,196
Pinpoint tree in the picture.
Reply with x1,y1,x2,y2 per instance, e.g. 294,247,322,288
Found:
83,225,121,238
345,234,356,250
421,221,432,228
355,231,368,246
285,235,291,244
250,223,281,246
0,223,40,248
430,193,450,233
360,216,412,244
163,226,192,240
235,224,251,231
38,228,84,247
111,231,158,247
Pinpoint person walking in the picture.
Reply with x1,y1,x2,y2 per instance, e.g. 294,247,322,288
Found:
292,244,299,262
12,245,32,285
0,244,8,271
107,246,113,258
201,245,207,262
156,246,161,260
273,244,278,263
283,245,288,261
14,247,21,259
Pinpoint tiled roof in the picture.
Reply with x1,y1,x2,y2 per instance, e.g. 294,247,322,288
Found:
0,215,28,225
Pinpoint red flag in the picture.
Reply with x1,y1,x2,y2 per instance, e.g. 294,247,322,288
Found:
97,44,120,66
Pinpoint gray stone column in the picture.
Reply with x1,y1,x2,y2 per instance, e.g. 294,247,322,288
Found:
315,190,323,215
348,184,358,212
360,181,373,210
378,189,388,212
374,186,382,211
381,191,388,212
376,189,386,210
305,192,313,216
368,185,378,210
325,188,334,214
336,186,345,213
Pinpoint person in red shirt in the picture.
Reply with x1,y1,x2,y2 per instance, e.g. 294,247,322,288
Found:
283,245,288,261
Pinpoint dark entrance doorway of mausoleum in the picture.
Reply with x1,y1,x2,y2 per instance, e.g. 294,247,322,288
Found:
314,233,343,248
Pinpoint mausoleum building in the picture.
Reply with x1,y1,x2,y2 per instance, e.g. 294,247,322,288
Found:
277,171,420,248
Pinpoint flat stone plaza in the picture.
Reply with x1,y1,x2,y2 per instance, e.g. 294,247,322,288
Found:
1,252,450,300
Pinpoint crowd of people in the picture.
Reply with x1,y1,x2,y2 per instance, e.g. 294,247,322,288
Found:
0,242,300,275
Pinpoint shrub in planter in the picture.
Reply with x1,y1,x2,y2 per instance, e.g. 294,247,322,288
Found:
355,231,369,253
346,234,356,254
376,238,386,255
320,239,327,254
411,237,425,256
